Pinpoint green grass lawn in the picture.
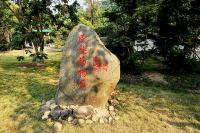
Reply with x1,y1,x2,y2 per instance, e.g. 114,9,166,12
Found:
0,50,200,133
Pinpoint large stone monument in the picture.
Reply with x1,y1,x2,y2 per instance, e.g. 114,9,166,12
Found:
55,24,120,108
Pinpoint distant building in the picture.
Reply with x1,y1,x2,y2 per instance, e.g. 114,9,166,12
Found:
133,39,155,51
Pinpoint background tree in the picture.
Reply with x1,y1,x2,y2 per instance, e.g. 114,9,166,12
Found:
0,1,13,51
104,0,200,73
78,0,108,29
84,0,96,25
1,0,79,62
103,0,158,74
156,0,200,71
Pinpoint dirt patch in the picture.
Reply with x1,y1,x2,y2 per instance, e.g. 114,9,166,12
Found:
120,74,144,84
120,72,168,85
143,72,168,84
18,62,45,68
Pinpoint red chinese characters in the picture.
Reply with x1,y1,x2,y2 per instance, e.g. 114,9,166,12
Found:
78,34,86,42
93,56,101,67
78,69,87,78
77,55,86,66
78,44,87,54
101,63,108,71
77,34,88,90
76,33,109,90
79,80,86,89
92,56,108,72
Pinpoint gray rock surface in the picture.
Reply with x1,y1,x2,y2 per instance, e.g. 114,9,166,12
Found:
55,24,120,108
54,122,62,132
74,105,94,118
42,111,50,120
78,119,85,125
50,109,61,120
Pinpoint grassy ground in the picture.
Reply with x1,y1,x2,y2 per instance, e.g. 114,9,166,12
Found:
0,50,200,133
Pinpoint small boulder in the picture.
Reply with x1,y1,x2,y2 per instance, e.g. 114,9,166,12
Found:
95,108,109,118
86,119,93,124
42,111,50,120
92,115,99,122
59,105,67,110
50,109,61,120
115,116,120,120
46,99,55,106
108,117,113,124
99,118,104,124
74,105,94,118
110,111,116,117
109,99,119,106
68,116,74,123
85,115,92,120
78,119,85,125
109,106,114,111
72,119,78,125
41,105,50,113
103,118,108,123
54,122,62,132
60,109,69,120
69,105,79,110
50,103,59,110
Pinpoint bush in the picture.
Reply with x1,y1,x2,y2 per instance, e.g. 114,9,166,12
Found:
17,56,25,62
123,52,144,75
45,39,54,44
79,17,95,29
0,44,9,51
30,52,48,62
10,33,25,50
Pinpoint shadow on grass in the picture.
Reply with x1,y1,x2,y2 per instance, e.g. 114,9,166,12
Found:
118,80,200,130
166,120,200,130
25,78,57,101
1,53,199,131
1,60,60,73
9,71,58,132
11,102,52,133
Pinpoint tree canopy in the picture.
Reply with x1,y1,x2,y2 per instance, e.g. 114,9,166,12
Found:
0,0,200,72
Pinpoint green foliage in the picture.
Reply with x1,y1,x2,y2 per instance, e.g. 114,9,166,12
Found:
123,52,143,75
79,17,95,29
50,33,65,48
78,0,109,29
45,39,54,44
16,56,25,62
10,32,26,50
30,52,48,62
1,0,79,62
156,0,200,71
0,1,13,46
25,49,32,54
0,44,9,51
103,0,200,73
103,0,153,73
1,51,200,132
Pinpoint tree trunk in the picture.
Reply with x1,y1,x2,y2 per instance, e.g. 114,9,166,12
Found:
89,0,95,25
40,34,45,52
4,27,10,43
31,36,39,53
31,41,38,53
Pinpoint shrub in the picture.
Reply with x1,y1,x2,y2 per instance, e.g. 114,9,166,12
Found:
30,52,48,62
10,33,25,50
0,44,9,51
17,56,25,62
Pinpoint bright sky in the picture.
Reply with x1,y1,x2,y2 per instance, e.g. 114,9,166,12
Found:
69,0,87,8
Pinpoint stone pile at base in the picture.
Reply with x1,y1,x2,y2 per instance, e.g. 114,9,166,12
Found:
41,98,120,127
